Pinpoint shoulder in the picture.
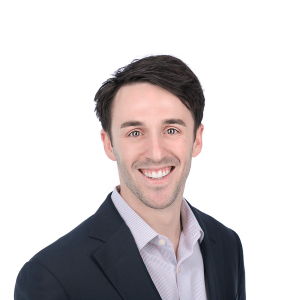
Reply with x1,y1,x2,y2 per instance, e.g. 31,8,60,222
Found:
189,203,243,249
190,204,245,284
17,192,121,278
15,194,124,299
15,215,99,299
30,214,103,268
15,209,111,299
17,211,104,283
15,260,69,299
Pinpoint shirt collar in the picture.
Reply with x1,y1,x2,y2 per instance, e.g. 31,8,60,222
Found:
111,185,204,250
181,196,204,244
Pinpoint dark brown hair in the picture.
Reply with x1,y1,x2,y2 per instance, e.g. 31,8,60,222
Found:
94,55,205,146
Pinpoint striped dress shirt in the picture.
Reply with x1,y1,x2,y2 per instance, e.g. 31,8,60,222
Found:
111,186,207,300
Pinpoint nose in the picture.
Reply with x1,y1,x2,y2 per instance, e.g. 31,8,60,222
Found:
144,132,168,163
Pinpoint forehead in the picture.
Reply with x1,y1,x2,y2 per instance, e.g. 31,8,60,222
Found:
111,83,193,127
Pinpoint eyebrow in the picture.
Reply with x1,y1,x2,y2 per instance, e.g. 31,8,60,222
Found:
120,118,187,129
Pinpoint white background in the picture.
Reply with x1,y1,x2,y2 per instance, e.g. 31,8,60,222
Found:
1,1,299,299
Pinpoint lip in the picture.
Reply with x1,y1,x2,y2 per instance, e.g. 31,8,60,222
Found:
138,166,175,185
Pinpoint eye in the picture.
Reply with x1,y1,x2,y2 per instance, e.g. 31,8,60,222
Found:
128,131,142,138
128,128,179,138
166,128,179,135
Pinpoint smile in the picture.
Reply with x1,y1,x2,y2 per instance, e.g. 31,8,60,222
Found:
139,166,175,180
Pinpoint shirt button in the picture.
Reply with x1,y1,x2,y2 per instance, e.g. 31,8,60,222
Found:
159,239,166,246
178,266,181,273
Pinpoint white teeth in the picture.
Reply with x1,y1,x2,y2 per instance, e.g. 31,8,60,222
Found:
142,168,172,179
152,172,158,178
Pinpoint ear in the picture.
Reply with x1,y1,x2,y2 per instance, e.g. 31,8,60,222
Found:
101,129,116,161
192,124,204,158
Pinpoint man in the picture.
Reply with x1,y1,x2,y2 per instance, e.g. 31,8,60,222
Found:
15,55,246,300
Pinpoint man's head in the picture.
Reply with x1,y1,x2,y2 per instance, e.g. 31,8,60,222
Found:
95,55,205,210
94,55,205,147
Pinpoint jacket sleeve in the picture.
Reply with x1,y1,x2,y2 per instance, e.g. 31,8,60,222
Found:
14,260,69,300
234,231,246,300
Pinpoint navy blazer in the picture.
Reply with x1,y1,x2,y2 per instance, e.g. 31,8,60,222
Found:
15,192,246,300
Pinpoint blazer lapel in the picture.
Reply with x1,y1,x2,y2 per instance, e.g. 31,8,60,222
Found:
189,203,222,300
89,193,161,300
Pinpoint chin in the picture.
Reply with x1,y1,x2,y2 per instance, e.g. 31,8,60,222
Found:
140,193,177,210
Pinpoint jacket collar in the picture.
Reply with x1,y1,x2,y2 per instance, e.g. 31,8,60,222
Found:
89,192,162,300
188,203,222,300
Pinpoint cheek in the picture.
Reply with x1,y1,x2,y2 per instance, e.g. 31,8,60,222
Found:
121,140,146,156
118,145,138,165
175,144,191,158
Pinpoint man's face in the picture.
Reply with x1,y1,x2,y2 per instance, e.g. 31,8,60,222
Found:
101,83,203,210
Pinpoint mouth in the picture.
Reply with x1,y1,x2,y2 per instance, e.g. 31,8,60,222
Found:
138,166,175,182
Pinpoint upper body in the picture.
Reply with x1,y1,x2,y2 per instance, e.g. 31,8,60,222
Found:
15,189,245,300
15,55,246,299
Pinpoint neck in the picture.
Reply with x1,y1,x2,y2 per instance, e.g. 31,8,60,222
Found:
118,185,183,258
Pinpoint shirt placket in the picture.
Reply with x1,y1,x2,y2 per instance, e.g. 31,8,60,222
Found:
156,236,180,300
